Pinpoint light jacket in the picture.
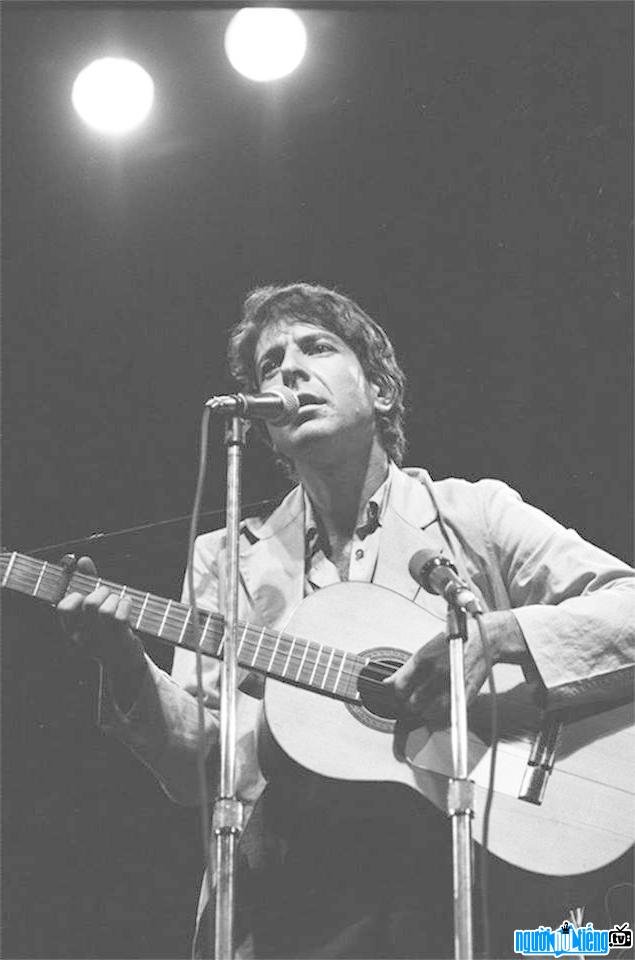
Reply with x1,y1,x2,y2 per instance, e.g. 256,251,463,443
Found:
98,467,634,955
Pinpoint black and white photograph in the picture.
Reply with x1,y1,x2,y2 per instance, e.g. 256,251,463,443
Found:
2,3,633,958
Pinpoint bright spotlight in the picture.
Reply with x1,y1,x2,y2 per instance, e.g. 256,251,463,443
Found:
224,8,307,82
72,58,154,134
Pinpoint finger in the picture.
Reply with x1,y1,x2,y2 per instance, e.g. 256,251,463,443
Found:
405,686,428,715
392,661,442,709
421,692,451,729
114,597,133,624
93,594,133,651
397,686,449,728
464,662,488,705
57,556,98,628
57,592,87,642
387,645,435,697
57,590,85,617
95,592,120,619
76,556,98,577
81,586,114,619
461,635,490,704
80,592,129,656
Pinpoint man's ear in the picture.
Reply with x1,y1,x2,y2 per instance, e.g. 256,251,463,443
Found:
371,379,393,414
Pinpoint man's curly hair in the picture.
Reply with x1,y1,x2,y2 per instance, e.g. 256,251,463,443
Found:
228,282,407,464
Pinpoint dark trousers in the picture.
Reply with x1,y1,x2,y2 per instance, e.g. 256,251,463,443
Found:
218,777,633,960
241,780,455,959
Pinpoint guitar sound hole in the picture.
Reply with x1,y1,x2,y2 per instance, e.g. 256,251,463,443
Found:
357,658,402,720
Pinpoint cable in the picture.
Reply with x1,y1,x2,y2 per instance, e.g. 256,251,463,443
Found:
474,611,498,960
25,497,280,557
185,404,215,956
604,881,634,959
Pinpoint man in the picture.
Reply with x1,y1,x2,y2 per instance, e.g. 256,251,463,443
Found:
58,282,634,959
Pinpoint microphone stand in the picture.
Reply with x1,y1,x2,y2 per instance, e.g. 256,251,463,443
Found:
213,416,246,959
206,389,296,958
445,601,475,960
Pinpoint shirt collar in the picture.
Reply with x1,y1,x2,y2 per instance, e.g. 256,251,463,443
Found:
303,462,396,558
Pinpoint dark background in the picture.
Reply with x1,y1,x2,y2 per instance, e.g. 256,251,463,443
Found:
2,2,633,958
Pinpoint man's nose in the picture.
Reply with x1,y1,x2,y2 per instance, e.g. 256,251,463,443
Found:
279,347,310,387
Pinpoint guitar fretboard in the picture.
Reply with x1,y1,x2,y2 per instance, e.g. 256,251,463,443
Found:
2,551,363,704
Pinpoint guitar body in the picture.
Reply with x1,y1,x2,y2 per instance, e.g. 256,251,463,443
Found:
263,582,634,877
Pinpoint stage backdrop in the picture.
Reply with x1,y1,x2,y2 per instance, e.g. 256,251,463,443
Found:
3,3,632,958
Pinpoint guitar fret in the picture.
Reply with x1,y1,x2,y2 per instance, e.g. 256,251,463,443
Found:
252,626,266,666
321,649,335,689
94,578,102,592
2,552,17,587
336,653,359,701
199,615,212,652
308,644,324,686
33,561,48,597
312,647,330,688
215,620,247,659
333,651,346,694
135,592,150,630
282,635,296,677
178,608,191,645
266,631,283,672
237,622,249,656
158,599,172,637
295,642,309,682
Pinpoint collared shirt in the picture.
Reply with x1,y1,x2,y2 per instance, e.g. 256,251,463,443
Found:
302,463,395,592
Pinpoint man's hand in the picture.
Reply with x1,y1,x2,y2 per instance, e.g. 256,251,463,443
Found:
386,613,530,728
57,556,148,711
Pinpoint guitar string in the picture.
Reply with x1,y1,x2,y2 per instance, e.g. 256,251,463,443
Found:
9,562,396,695
7,556,394,680
57,575,394,687
6,557,400,696
5,555,397,692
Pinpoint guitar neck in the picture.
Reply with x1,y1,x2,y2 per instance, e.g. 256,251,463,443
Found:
1,551,361,704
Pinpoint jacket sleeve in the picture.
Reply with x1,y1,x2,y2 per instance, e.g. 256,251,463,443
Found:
98,535,218,804
478,480,634,709
98,529,265,807
96,532,223,804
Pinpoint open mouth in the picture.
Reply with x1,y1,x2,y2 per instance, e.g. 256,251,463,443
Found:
294,393,326,421
297,392,325,408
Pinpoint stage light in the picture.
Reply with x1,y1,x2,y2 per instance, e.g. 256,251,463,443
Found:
71,58,154,134
224,8,306,82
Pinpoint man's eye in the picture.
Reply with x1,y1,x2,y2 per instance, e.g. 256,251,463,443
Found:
259,359,277,378
310,342,332,354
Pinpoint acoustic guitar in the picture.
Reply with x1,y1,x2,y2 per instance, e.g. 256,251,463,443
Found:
2,550,632,877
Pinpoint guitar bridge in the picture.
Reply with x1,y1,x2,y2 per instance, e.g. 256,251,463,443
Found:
518,715,564,805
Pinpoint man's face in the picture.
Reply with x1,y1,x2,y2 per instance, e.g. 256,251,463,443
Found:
253,319,383,462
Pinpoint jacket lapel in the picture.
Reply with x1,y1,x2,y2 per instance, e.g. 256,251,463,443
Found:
237,468,461,629
238,485,305,630
374,468,450,623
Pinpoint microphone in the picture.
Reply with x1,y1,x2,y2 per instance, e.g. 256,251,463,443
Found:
204,386,300,425
408,548,482,614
